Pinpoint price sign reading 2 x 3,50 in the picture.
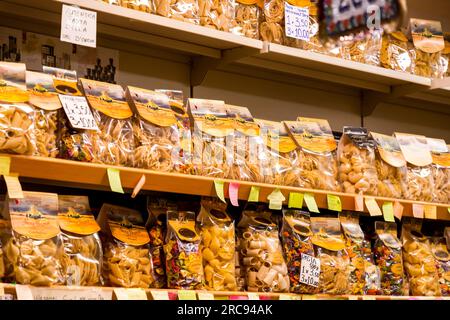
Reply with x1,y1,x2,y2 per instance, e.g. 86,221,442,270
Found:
299,253,320,287
285,3,310,41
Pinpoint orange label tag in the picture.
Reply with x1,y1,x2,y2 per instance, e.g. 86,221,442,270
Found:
393,201,404,220
354,194,364,212
412,204,424,219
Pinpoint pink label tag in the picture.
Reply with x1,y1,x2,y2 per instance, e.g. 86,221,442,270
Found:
393,201,404,220
412,203,424,218
354,194,364,211
230,295,248,300
168,292,178,300
229,182,240,207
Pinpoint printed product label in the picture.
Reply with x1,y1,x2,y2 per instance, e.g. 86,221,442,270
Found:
310,217,345,251
411,19,445,53
395,132,433,167
371,132,406,168
26,71,62,111
256,119,297,153
58,195,100,235
286,117,336,153
226,105,260,136
188,98,233,137
0,62,29,103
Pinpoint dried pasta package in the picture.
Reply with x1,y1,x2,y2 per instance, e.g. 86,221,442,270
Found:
373,221,405,296
26,71,62,158
430,236,450,296
121,0,154,12
281,209,317,294
102,0,122,5
58,195,103,286
237,206,289,292
0,62,29,104
164,210,204,289
259,0,284,45
188,98,234,179
153,0,199,24
395,132,434,202
338,127,378,195
199,0,234,31
97,203,154,288
0,218,9,280
426,138,449,204
381,31,413,73
230,0,260,39
371,132,408,199
3,191,63,286
310,217,350,295
80,79,134,167
284,117,340,191
197,197,236,291
444,34,450,77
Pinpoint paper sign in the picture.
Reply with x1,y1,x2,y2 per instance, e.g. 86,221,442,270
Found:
284,2,309,41
354,194,364,211
365,198,382,216
60,4,97,48
214,180,226,203
114,288,147,300
229,295,248,300
229,182,240,207
0,156,11,175
197,292,215,300
107,168,124,194
4,173,24,199
59,94,99,130
20,287,112,300
394,201,404,220
299,253,320,287
131,174,146,198
278,294,292,300
382,202,395,222
288,192,303,209
15,285,34,300
248,186,260,202
304,193,319,213
302,295,317,300
247,292,260,300
178,290,197,300
0,294,13,300
327,194,342,212
412,204,424,219
424,205,437,220
362,296,377,300
150,290,169,300
267,188,285,210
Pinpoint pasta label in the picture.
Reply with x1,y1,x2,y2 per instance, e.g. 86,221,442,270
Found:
188,98,234,137
255,119,297,153
168,220,200,242
426,137,450,167
310,217,345,251
289,117,337,153
376,222,401,250
52,78,82,96
411,19,445,54
26,71,62,111
0,62,29,103
395,132,433,167
57,195,100,235
8,191,60,240
80,79,133,120
371,132,406,168
226,105,260,137
391,31,408,42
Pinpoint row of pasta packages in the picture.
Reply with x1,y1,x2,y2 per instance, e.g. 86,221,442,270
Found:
0,61,449,203
100,0,450,79
0,191,449,297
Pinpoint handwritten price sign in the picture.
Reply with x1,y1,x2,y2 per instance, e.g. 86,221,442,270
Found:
299,253,320,287
285,3,310,41
59,94,99,130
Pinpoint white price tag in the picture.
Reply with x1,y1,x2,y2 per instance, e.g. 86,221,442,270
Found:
59,94,99,130
60,4,97,48
299,253,320,287
284,3,309,41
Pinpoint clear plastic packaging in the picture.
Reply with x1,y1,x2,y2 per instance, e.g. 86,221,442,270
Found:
281,209,317,294
259,0,284,45
237,206,289,292
230,0,260,39
0,103,35,155
97,204,154,288
381,31,413,73
58,195,103,286
338,127,378,195
3,192,63,286
199,0,234,31
426,138,449,204
430,236,450,296
153,0,199,24
198,197,237,291
121,0,154,12
371,132,408,199
373,221,405,296
164,210,204,289
80,79,135,167
0,219,9,280
311,217,350,295
284,118,341,191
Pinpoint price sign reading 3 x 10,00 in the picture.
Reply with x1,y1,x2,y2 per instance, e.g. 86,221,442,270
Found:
299,253,320,287
285,3,310,41
59,94,99,130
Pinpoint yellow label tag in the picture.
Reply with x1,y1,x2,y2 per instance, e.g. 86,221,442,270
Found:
214,180,226,203
0,156,11,175
150,290,169,300
248,186,260,202
278,294,293,300
178,290,197,300
247,292,260,300
304,193,319,213
382,202,395,222
267,188,285,210
412,203,424,219
4,173,24,199
114,288,147,300
327,194,341,212
197,292,215,300
448,207,450,215
362,296,377,300
365,198,382,216
348,295,359,300
107,168,124,193
354,194,364,212
424,205,437,220
302,295,317,300
394,201,404,220
288,192,303,209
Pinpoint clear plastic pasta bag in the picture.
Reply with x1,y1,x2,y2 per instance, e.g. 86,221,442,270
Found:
121,0,154,12
164,210,204,289
0,218,10,280
80,79,135,167
97,203,155,288
284,118,341,191
430,235,450,296
373,221,405,296
199,0,234,31
58,195,103,286
426,138,449,204
153,0,199,24
338,127,378,195
381,31,413,73
198,197,237,291
3,192,63,286
371,132,408,199
259,0,284,45
230,0,260,39
237,205,289,292
281,209,317,294
310,217,350,295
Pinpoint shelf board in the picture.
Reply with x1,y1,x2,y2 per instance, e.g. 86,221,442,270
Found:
6,155,450,220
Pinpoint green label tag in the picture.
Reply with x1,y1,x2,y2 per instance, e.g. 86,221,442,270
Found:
288,192,303,209
0,156,11,175
267,188,285,210
178,290,197,300
107,168,124,194
327,194,342,212
214,180,226,203
382,202,395,222
304,193,319,213
248,186,260,202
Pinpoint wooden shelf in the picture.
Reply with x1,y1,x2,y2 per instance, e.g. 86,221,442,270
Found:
6,154,450,220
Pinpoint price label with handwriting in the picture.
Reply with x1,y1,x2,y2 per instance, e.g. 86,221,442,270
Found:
59,95,99,130
285,3,310,41
60,4,97,48
299,253,320,287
